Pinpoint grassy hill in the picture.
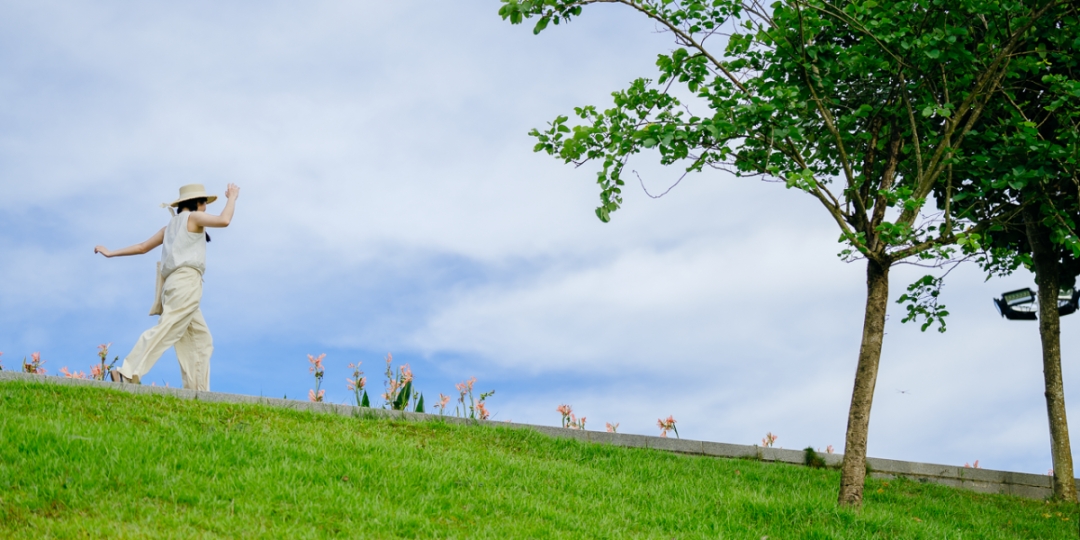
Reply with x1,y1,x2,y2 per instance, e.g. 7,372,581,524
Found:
0,380,1076,539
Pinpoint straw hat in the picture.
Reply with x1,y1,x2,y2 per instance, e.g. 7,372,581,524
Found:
169,184,218,207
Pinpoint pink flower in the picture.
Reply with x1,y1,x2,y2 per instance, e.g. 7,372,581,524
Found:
761,432,777,447
826,445,834,454
383,374,404,401
658,416,679,438
455,377,477,396
346,376,365,392
476,401,490,420
60,367,86,379
308,389,325,402
557,404,574,427
401,364,413,383
24,352,46,375
438,394,450,408
565,413,585,430
307,353,326,374
605,422,619,433
91,365,103,379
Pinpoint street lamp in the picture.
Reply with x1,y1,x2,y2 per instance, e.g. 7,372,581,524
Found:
994,287,1080,320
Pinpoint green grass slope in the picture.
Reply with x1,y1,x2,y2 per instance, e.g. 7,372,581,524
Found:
0,380,1076,539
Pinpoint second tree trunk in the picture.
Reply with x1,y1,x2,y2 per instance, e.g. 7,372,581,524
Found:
1025,205,1077,502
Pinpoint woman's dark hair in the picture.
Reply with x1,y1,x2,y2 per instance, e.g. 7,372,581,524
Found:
175,197,211,242
175,197,206,213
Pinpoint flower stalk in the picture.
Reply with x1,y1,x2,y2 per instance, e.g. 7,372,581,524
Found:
347,362,368,407
308,353,326,402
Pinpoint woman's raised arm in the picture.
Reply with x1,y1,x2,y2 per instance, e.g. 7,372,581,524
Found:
189,183,240,229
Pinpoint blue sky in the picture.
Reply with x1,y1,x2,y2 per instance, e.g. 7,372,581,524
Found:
1,0,1077,476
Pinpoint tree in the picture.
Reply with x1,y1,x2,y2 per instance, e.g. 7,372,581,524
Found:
939,4,1080,500
500,0,1066,506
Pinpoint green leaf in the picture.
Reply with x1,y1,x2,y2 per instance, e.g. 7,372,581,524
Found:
533,16,550,35
415,393,425,414
360,390,370,408
393,380,412,411
925,49,941,59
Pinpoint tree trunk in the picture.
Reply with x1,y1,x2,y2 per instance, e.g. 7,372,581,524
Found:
838,258,890,507
1025,206,1078,502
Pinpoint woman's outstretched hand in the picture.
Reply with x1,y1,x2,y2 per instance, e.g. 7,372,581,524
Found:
225,183,240,200
95,228,164,258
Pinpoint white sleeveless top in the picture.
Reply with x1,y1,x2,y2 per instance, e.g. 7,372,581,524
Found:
160,212,206,278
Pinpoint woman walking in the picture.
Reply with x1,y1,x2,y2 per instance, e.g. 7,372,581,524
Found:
94,183,239,390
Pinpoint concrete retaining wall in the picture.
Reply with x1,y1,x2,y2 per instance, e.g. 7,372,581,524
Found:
2,370,1073,500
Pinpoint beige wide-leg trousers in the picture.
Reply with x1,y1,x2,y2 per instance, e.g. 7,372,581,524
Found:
118,266,213,390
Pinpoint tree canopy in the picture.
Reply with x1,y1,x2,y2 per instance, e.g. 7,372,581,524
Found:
501,0,1073,505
